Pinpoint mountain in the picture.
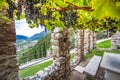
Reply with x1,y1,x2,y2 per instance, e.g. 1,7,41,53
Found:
29,30,50,40
16,35,28,40
18,34,51,64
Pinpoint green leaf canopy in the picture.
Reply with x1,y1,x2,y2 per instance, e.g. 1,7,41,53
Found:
91,0,120,19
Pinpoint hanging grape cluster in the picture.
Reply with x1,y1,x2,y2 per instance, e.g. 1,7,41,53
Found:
84,17,119,33
6,0,80,29
104,17,118,33
85,17,99,31
6,0,16,18
60,10,79,27
23,0,79,28
6,0,119,32
24,0,53,28
16,2,22,20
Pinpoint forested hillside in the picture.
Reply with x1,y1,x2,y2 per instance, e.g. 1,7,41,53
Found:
18,29,75,64
18,34,51,64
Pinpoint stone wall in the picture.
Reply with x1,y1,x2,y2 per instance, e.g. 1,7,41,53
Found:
89,31,96,50
87,31,91,52
51,27,71,77
0,21,19,80
24,28,71,80
24,28,97,80
84,30,97,55
93,32,96,49
74,29,84,65
74,29,96,64
111,31,120,49
84,30,90,56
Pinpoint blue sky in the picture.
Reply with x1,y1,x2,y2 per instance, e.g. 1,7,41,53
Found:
15,19,44,37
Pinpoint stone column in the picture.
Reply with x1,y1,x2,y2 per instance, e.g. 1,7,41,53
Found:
84,29,89,56
51,28,62,62
63,28,71,76
88,30,91,53
51,27,70,79
111,31,120,49
0,21,19,80
93,32,96,49
90,31,94,50
74,29,84,64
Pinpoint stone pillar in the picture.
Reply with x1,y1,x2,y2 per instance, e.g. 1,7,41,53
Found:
51,27,70,79
88,30,91,52
111,31,120,49
84,29,89,56
74,29,84,64
47,50,52,57
93,32,96,49
51,28,62,61
0,21,19,80
90,31,94,50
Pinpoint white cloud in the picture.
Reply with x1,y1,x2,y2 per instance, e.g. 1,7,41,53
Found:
15,19,44,37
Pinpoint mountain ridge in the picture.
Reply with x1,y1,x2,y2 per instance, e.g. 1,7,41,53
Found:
16,30,50,41
16,35,28,40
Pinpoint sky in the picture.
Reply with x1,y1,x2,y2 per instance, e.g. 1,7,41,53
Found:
15,19,44,37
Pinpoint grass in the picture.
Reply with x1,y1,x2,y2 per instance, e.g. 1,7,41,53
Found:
20,53,74,79
19,39,119,79
86,49,120,58
20,60,53,79
70,53,75,60
85,49,104,58
97,40,111,48
86,39,120,58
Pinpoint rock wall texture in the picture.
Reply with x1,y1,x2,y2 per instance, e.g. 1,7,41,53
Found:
74,29,84,65
24,28,97,80
111,31,120,49
93,32,96,49
0,21,19,80
84,30,90,56
24,28,71,80
74,29,96,64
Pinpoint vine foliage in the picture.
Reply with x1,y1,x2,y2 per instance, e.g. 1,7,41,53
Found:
0,0,120,31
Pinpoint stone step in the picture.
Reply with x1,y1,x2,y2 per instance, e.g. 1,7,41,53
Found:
74,65,85,73
84,55,102,77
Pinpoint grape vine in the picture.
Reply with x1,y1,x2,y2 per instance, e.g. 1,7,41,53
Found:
6,0,16,18
5,0,92,29
4,0,120,31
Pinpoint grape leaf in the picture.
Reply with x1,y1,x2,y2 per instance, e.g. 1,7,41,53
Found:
91,0,120,19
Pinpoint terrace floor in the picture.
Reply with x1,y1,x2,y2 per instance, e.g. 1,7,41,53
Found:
67,58,105,80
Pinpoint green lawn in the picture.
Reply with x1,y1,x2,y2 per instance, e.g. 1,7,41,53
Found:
70,53,75,60
86,39,120,58
20,60,53,79
19,39,119,79
97,40,111,48
20,53,74,79
85,49,120,58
